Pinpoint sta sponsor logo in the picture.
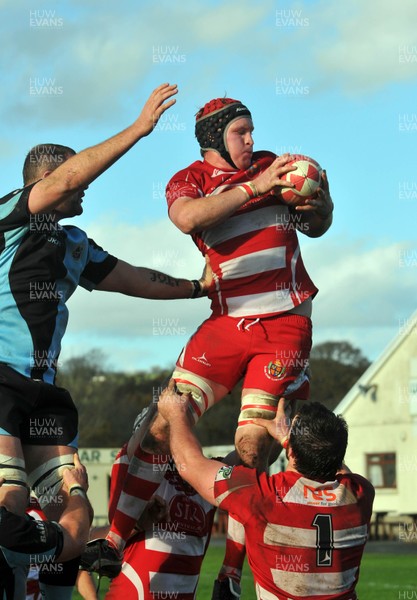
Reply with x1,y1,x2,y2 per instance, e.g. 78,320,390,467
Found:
303,485,337,504
192,352,211,367
170,494,207,536
264,359,286,380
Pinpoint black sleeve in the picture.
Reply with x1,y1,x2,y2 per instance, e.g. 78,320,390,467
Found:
79,237,118,291
0,184,36,233
0,507,64,566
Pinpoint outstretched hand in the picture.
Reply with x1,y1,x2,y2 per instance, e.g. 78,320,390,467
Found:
135,83,178,137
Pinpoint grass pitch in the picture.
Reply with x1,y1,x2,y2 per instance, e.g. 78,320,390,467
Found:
73,544,417,598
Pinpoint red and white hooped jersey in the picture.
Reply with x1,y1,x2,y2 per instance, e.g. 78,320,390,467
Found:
166,151,318,318
106,447,216,600
26,503,44,600
214,466,374,600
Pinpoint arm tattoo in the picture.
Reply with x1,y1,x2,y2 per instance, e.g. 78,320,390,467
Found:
149,271,180,287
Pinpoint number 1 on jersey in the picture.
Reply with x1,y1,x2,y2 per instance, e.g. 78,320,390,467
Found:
312,514,333,567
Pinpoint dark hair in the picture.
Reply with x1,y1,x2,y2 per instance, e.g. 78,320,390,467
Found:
23,144,75,185
289,402,348,481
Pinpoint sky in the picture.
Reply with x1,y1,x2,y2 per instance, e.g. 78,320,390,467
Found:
1,0,416,373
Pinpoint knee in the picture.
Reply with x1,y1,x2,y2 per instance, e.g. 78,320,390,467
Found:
27,454,75,510
0,455,29,514
235,426,273,471
238,391,278,427
172,370,216,423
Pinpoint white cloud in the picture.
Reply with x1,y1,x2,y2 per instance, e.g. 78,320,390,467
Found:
255,0,417,94
312,0,417,91
305,237,413,327
186,1,272,43
1,0,274,126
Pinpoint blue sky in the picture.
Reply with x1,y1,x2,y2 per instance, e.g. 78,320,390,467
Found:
1,0,416,372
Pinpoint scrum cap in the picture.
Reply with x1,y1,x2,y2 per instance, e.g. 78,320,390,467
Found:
195,98,251,168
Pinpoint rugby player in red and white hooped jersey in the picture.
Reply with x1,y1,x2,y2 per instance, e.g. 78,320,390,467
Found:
105,443,217,600
99,96,334,594
162,97,333,465
82,405,239,599
158,383,375,600
168,99,333,596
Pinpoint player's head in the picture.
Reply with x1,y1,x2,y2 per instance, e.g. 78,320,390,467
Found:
23,144,86,220
195,98,253,169
289,402,348,481
23,144,76,185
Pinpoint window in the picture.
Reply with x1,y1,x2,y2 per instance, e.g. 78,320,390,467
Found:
366,453,396,488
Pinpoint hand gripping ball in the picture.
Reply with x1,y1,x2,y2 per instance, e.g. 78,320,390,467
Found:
280,154,322,205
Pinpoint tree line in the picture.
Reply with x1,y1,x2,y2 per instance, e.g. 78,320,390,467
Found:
56,341,370,449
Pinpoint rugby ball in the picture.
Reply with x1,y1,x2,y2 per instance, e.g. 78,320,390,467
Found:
280,155,322,205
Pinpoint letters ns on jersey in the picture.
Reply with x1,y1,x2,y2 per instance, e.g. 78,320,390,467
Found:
303,485,337,503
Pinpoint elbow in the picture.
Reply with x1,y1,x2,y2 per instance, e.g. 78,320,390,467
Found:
304,228,324,239
169,206,200,235
173,215,198,235
303,219,332,238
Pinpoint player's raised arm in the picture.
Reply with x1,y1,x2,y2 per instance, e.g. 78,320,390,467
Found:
57,453,94,561
157,380,224,504
28,83,178,214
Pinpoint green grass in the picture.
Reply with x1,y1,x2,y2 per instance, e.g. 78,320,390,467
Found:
72,545,417,599
355,553,417,599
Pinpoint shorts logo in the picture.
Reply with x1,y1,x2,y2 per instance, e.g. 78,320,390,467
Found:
264,359,286,380
192,352,211,367
216,466,234,480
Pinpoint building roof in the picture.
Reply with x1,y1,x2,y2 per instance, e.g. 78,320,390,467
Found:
334,308,417,415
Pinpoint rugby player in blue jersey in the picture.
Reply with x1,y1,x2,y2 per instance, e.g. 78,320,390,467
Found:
0,83,209,599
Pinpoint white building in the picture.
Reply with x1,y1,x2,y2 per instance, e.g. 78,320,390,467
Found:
77,447,119,524
334,311,417,538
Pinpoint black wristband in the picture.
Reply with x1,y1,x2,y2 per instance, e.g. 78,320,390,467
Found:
190,279,202,299
69,485,87,500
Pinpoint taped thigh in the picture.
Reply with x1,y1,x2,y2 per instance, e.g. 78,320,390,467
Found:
172,370,215,424
238,392,279,427
27,454,75,509
0,454,28,490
